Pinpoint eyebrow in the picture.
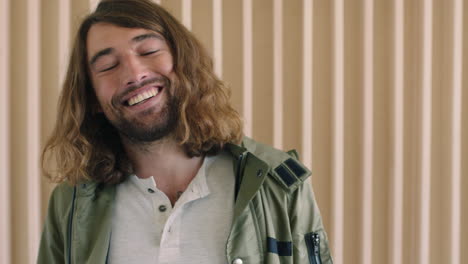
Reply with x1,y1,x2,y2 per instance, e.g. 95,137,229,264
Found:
131,33,164,43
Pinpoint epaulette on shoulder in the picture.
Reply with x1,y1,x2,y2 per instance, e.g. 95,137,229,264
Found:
241,137,311,191
272,155,310,191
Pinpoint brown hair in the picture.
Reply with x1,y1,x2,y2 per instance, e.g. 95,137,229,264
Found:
42,0,243,185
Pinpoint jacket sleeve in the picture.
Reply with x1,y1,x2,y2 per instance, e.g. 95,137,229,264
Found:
289,179,333,264
37,184,71,264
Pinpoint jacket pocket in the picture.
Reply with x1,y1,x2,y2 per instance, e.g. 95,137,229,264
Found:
304,232,321,264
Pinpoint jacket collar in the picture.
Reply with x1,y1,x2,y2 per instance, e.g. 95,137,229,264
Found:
225,141,269,220
72,182,115,263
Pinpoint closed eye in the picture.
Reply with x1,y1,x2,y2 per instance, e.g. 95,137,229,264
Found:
141,49,160,56
99,63,119,72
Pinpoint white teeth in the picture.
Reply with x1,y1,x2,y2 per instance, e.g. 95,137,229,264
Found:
127,87,160,106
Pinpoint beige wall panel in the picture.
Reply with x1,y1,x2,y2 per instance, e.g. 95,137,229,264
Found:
242,0,253,136
272,0,283,149
402,1,423,263
342,1,363,263
57,0,71,82
0,0,11,263
10,1,31,263
161,0,183,24
331,0,345,260
460,3,468,264
212,0,222,77
10,0,42,262
3,0,468,263
301,0,313,168
430,1,454,264
89,0,99,11
282,0,303,156
462,156,468,264
26,0,42,261
192,0,213,58
222,0,243,115
461,12,468,261
252,0,274,145
181,0,192,29
429,1,443,262
361,0,374,262
311,0,333,239
40,0,63,223
71,0,91,34
418,0,433,263
449,1,464,263
390,0,404,263
373,1,392,264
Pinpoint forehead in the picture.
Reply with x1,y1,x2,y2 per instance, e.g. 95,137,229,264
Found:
86,23,162,56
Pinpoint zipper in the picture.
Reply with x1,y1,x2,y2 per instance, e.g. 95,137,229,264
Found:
305,232,321,264
67,186,77,264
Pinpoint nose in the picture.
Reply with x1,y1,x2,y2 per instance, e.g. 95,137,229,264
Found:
121,55,149,86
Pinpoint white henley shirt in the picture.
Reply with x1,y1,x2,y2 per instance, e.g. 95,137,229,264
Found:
108,151,235,264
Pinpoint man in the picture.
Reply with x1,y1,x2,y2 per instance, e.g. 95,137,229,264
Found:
38,0,332,263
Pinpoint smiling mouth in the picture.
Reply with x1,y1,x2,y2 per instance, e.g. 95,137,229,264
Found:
126,87,160,106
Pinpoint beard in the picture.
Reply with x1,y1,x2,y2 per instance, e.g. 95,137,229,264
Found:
104,77,180,143
113,94,178,143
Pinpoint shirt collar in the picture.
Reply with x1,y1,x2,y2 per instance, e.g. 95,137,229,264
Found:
176,156,212,205
129,156,214,203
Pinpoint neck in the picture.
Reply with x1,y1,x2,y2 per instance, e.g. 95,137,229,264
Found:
121,136,204,205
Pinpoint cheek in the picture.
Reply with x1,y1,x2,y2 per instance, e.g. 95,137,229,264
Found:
92,77,118,104
157,55,174,75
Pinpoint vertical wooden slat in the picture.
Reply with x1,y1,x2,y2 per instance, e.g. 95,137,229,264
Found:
242,0,253,137
391,0,404,263
221,1,243,113
282,0,303,157
11,1,28,262
182,0,192,30
332,0,344,262
190,0,212,52
0,0,11,263
40,0,65,220
212,0,222,77
251,0,274,144
273,0,283,149
58,0,70,86
362,0,373,263
89,0,99,11
419,0,433,263
302,0,312,168
160,0,182,21
450,0,463,263
27,0,41,262
5,1,467,263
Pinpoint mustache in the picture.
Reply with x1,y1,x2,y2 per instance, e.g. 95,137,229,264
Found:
113,76,171,105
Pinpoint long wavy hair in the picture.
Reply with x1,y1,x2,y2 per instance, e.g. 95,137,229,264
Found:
42,0,243,185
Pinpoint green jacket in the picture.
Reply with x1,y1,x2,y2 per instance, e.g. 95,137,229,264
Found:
38,137,333,264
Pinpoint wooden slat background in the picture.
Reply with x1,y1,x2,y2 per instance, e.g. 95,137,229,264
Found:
0,0,466,263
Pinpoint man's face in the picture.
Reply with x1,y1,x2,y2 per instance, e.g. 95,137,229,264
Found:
87,23,178,142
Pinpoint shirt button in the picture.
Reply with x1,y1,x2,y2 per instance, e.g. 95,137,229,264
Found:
147,188,155,193
159,205,167,212
232,258,243,264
